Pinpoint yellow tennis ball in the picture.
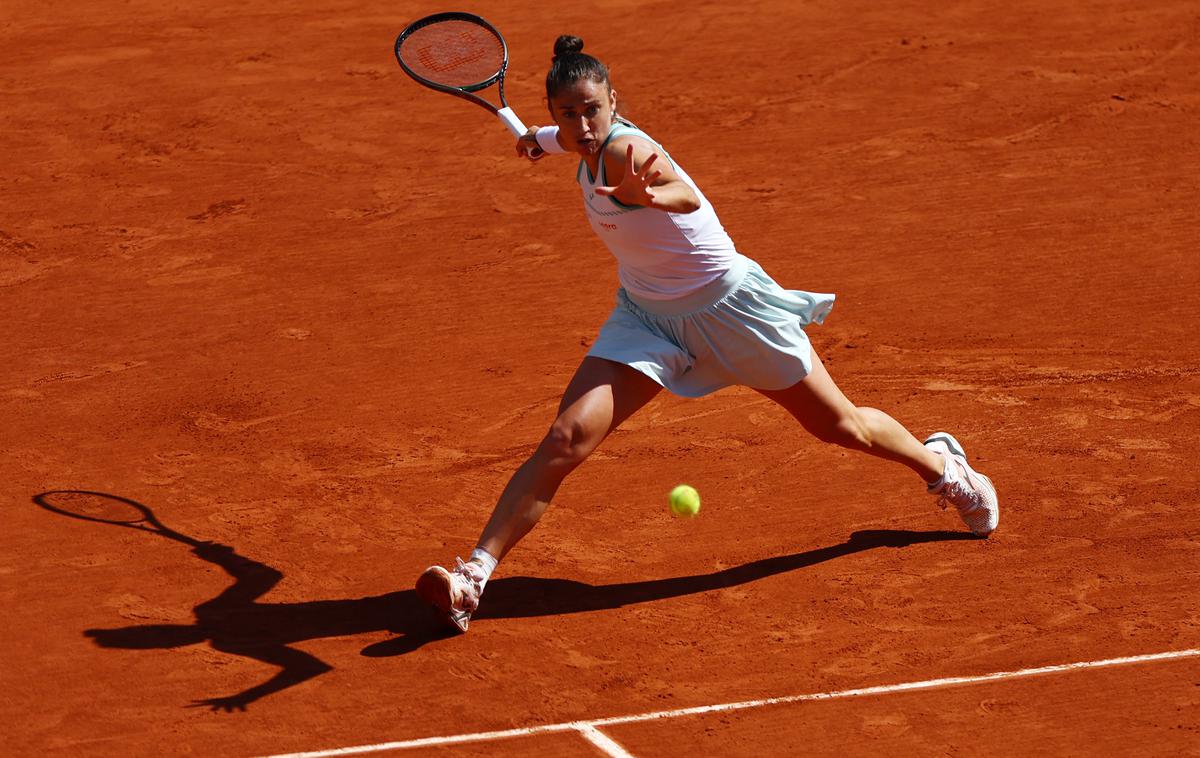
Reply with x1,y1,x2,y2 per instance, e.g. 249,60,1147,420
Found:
669,484,701,518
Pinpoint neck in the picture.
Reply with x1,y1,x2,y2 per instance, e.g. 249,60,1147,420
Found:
582,122,618,175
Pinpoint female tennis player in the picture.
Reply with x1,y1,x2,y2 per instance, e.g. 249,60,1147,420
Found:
416,35,999,632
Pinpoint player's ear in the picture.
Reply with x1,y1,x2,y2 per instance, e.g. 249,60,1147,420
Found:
609,87,618,113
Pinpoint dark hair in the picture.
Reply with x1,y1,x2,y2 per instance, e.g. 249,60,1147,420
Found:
546,35,610,99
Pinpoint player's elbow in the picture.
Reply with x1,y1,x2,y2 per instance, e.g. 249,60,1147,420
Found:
653,184,701,213
678,190,701,213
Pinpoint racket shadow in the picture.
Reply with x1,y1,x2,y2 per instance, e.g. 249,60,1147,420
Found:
33,490,450,713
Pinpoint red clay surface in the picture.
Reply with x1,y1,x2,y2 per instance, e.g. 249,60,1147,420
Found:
3,0,1198,755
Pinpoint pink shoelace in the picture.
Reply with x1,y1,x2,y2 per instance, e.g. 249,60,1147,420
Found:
934,455,982,514
452,557,486,612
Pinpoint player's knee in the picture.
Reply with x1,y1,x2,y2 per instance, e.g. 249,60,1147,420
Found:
816,410,872,450
540,418,598,468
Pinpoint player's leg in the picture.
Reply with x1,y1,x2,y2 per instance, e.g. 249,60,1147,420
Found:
417,356,661,630
475,356,662,560
757,348,998,536
756,348,942,480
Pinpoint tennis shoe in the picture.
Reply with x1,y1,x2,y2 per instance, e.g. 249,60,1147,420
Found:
924,432,999,537
416,557,486,633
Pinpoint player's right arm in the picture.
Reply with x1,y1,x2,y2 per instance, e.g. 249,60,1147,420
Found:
516,126,566,161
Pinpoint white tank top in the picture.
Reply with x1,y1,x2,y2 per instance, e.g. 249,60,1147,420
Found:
577,122,738,301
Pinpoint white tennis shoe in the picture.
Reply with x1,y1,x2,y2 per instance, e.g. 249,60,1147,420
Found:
924,432,999,537
416,557,486,633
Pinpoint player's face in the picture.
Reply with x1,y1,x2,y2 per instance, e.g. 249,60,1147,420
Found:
549,79,618,156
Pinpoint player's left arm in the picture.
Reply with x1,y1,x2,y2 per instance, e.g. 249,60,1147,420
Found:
596,137,701,214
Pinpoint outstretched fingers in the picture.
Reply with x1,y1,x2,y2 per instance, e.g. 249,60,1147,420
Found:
623,143,660,179
637,150,659,179
595,143,664,200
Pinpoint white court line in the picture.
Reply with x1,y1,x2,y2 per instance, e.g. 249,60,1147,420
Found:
263,648,1199,758
576,723,636,758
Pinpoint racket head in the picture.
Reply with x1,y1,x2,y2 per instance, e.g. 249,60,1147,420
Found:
34,490,153,527
394,11,509,97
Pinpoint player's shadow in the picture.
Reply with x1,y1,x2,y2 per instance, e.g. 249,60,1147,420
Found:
35,491,974,711
366,527,979,654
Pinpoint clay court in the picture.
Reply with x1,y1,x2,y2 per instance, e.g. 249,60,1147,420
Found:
4,0,1199,755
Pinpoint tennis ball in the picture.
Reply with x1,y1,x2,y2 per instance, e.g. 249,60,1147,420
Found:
669,484,701,518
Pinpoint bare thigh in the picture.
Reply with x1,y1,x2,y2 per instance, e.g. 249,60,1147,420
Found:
546,356,663,464
754,349,856,439
755,348,942,480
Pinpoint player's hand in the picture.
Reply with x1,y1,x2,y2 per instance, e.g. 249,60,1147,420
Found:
187,694,250,712
595,144,662,206
516,127,545,162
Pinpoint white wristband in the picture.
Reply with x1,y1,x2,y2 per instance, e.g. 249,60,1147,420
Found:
535,126,568,154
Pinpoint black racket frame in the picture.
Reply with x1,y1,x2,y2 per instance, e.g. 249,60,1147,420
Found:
393,11,513,116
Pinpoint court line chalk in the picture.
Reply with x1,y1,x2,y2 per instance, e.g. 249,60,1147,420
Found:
262,647,1200,757
576,722,636,758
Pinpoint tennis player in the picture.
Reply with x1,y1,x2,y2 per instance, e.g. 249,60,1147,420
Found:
416,35,999,632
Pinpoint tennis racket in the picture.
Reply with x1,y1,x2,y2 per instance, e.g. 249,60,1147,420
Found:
394,11,542,157
34,490,201,548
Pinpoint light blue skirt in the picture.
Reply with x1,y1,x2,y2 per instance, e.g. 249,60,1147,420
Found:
587,255,835,398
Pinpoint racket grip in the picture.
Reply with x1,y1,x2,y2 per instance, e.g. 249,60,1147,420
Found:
496,107,528,137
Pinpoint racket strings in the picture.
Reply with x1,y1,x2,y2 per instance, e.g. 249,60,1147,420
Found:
41,494,145,524
399,20,504,88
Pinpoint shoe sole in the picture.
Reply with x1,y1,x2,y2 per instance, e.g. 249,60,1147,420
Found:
970,472,1000,537
415,567,453,612
415,568,470,633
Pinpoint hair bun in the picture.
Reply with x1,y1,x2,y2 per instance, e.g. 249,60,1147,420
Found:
552,35,584,62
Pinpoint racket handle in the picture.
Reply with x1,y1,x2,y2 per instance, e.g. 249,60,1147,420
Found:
496,107,528,137
498,106,544,159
